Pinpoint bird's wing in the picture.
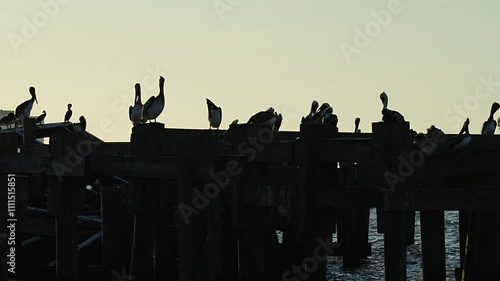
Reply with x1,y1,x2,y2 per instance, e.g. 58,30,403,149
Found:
142,96,155,114
15,100,29,118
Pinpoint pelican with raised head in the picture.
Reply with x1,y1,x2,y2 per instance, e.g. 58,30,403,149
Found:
301,100,319,124
481,102,500,135
380,92,405,123
142,76,165,123
129,83,143,126
64,104,72,122
206,98,222,130
444,118,471,153
15,86,38,125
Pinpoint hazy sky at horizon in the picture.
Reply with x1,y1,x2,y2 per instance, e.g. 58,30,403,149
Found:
2,0,500,141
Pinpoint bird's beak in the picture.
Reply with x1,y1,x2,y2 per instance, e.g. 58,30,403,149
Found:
35,93,38,104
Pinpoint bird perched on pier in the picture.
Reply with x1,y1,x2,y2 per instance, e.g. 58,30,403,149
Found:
301,100,319,124
142,76,165,123
79,116,86,131
0,113,16,129
322,106,338,126
15,86,38,125
481,102,500,135
443,118,471,154
64,104,73,122
206,98,222,130
248,107,279,131
129,83,143,126
309,103,331,124
380,92,405,123
354,117,361,133
35,110,46,125
216,119,239,144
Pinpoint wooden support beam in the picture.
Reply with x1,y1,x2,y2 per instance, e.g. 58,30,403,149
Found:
53,177,80,281
383,211,407,281
101,186,133,281
420,210,446,281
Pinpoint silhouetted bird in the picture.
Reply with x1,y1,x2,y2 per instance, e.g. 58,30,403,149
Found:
354,117,361,133
443,118,471,154
36,110,46,125
15,86,38,125
206,98,222,130
0,113,16,129
481,102,500,135
79,116,86,131
129,83,143,126
301,100,319,124
380,92,405,123
64,104,72,122
142,76,165,123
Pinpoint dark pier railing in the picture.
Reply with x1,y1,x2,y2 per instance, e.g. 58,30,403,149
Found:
1,118,500,281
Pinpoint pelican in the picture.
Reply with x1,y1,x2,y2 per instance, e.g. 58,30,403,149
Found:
206,98,222,130
354,117,361,133
35,110,46,125
79,116,86,131
129,83,143,126
310,103,331,124
323,107,338,126
15,86,38,125
481,102,500,135
444,118,471,153
142,76,165,123
64,104,72,122
380,92,405,123
0,113,16,129
301,100,319,124
248,107,278,130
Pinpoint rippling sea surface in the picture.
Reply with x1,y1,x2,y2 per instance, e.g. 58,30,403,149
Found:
326,209,460,281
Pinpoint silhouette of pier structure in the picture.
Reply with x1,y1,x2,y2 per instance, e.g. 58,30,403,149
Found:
1,117,500,281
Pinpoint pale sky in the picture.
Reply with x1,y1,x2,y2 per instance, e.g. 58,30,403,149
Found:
2,0,500,141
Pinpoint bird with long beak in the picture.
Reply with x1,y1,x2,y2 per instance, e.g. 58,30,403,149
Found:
206,98,222,130
15,86,38,125
64,104,73,122
380,92,405,123
354,117,361,133
481,102,500,135
36,110,46,125
129,83,143,126
301,100,319,124
444,118,471,153
310,102,331,124
142,76,165,123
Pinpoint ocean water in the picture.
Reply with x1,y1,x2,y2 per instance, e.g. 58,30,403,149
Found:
326,209,460,281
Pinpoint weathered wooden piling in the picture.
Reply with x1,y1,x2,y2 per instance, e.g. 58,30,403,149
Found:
420,210,446,280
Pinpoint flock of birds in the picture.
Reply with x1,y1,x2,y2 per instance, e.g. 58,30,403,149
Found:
2,77,500,157
0,86,86,130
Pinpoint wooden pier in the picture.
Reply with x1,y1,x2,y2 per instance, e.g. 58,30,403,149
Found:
1,118,500,280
